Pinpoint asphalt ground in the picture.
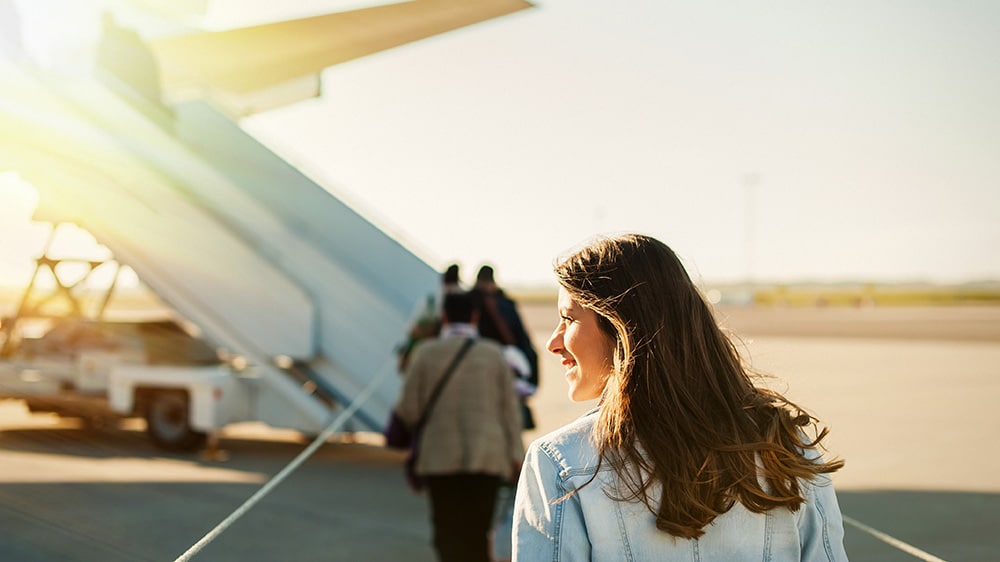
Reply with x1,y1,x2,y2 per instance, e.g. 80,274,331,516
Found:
1,303,998,561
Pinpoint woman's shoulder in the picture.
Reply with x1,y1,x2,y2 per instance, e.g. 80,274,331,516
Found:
526,410,602,476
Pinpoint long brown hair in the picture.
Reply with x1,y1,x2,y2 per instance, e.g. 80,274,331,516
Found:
555,233,844,539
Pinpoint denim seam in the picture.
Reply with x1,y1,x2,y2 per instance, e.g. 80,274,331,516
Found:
813,483,835,561
538,441,566,562
614,499,633,561
552,484,564,562
763,509,773,562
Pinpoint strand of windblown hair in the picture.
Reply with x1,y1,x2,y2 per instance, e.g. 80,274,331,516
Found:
172,363,395,562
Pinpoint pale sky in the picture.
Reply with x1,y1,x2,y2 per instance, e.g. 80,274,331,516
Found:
241,0,1000,287
3,0,999,289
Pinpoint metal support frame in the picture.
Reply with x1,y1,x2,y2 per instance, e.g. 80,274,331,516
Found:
0,222,121,357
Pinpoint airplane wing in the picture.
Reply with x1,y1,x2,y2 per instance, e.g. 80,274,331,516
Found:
101,0,533,114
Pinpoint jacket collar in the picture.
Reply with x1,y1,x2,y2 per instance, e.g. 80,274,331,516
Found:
440,323,479,339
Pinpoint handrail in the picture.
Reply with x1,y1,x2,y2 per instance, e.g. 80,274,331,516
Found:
289,359,383,431
173,359,395,562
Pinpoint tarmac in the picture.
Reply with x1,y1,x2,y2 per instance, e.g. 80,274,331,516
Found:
1,303,998,561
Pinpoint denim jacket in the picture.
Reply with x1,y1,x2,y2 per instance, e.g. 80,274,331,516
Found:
512,411,848,561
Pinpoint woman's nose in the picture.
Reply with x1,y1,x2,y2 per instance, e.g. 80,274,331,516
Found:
546,326,563,355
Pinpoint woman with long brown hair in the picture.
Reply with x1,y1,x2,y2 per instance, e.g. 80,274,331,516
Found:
512,234,847,561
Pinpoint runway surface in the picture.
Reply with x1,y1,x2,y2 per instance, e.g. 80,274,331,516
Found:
1,303,998,561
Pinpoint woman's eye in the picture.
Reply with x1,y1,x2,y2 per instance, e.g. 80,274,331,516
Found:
561,315,574,324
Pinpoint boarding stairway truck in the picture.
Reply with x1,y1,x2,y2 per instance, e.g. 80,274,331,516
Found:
0,0,533,450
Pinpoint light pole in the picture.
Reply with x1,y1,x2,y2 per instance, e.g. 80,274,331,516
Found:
743,173,760,304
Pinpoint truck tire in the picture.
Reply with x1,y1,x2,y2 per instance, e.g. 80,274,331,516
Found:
144,389,206,452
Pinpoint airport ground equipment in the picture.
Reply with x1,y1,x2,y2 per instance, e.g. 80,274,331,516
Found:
0,0,533,450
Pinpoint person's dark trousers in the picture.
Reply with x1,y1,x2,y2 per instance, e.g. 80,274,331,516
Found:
425,473,502,562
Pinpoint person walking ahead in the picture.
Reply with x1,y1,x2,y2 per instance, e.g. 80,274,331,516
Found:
513,233,847,561
396,291,524,562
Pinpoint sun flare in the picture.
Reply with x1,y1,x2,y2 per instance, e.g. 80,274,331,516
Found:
0,172,125,292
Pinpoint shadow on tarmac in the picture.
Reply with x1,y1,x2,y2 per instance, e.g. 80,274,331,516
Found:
0,421,435,562
3,419,999,561
839,489,1000,562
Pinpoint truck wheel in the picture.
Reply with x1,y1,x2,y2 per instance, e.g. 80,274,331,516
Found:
144,390,206,452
